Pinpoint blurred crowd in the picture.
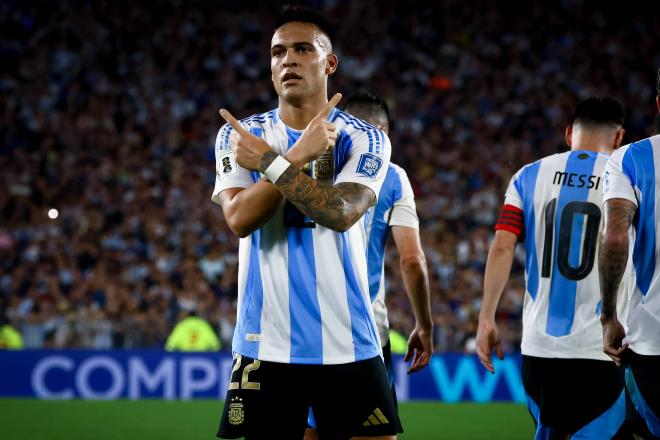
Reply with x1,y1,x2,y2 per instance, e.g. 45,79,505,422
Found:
1,0,659,352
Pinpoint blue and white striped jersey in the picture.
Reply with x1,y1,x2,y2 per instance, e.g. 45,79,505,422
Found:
502,150,628,360
603,134,660,356
365,163,419,346
211,107,391,365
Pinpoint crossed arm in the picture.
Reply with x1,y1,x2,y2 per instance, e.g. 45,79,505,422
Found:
220,149,375,236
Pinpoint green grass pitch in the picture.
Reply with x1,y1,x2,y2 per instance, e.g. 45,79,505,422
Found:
0,399,534,439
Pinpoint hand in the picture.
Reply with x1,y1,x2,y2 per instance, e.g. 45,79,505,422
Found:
602,318,628,366
405,324,433,374
288,93,342,165
476,318,504,373
219,109,273,171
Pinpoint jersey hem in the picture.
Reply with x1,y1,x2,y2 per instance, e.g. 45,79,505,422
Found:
627,342,660,356
236,346,383,365
602,191,637,205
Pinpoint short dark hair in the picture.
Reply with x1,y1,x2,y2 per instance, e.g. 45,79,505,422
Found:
656,67,660,96
343,92,391,126
274,5,334,44
572,95,625,128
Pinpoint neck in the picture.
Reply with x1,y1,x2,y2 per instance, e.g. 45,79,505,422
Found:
571,144,611,154
570,129,614,155
278,92,328,130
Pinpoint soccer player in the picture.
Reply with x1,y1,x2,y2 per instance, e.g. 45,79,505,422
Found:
304,92,434,439
476,96,631,439
599,69,660,439
346,93,433,377
212,7,396,440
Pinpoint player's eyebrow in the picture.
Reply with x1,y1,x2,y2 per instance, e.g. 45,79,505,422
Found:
271,41,315,50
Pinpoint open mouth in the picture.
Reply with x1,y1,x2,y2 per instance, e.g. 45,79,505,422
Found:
282,72,302,83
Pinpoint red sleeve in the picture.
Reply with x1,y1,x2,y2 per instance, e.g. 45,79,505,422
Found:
495,204,524,238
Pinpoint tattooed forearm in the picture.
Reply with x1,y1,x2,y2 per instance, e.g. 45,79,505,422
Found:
599,199,636,321
268,162,375,231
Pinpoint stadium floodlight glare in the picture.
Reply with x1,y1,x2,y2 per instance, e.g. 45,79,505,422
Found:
47,208,59,219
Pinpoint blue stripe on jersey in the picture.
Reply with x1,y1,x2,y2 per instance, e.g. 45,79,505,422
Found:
287,228,322,363
546,151,598,337
515,161,542,300
249,127,265,183
334,112,375,153
286,126,301,149
221,125,232,150
624,140,656,296
341,234,380,359
235,231,264,358
334,132,352,178
367,166,402,301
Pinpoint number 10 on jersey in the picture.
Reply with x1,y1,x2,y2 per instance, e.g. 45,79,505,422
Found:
541,199,601,281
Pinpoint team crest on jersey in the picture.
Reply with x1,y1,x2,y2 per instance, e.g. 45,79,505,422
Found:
228,397,244,425
356,153,383,179
218,151,239,178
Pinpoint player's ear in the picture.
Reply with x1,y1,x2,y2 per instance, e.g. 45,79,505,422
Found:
656,95,660,113
565,125,573,147
326,53,338,76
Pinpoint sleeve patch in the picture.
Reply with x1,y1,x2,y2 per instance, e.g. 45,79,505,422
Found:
356,153,383,179
217,151,239,178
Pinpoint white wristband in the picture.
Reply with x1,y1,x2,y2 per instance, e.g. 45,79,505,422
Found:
264,155,291,183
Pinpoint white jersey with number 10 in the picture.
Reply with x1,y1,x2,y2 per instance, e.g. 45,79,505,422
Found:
498,150,630,360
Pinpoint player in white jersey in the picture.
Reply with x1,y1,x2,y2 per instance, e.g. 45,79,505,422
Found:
476,96,633,439
304,93,433,439
213,7,396,440
600,70,660,439
346,93,433,375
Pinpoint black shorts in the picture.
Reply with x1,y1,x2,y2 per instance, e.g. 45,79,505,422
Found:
625,350,660,439
382,340,399,413
217,354,399,439
522,355,631,439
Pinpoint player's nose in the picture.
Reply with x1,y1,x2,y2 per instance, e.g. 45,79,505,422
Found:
282,48,299,67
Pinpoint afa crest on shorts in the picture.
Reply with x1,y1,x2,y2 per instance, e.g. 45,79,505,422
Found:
356,153,383,179
228,396,244,425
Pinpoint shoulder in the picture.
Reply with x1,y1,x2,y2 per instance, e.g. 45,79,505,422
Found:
332,109,389,151
215,109,277,150
617,134,660,161
388,162,411,183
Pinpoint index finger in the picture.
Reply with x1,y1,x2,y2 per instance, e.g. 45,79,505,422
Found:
315,93,342,120
219,108,247,134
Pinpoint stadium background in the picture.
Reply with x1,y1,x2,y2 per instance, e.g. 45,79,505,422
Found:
1,0,659,438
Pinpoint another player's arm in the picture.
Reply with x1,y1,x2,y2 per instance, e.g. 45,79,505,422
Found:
391,225,433,373
599,198,636,365
477,230,517,373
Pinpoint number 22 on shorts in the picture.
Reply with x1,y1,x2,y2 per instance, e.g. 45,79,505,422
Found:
228,354,261,390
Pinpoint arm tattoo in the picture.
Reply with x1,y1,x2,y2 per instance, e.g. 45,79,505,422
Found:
261,159,375,231
599,199,636,320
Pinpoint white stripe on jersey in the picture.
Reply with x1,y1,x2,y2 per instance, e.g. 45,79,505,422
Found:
257,207,291,361
603,134,660,355
505,150,628,360
213,108,391,365
312,227,356,362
